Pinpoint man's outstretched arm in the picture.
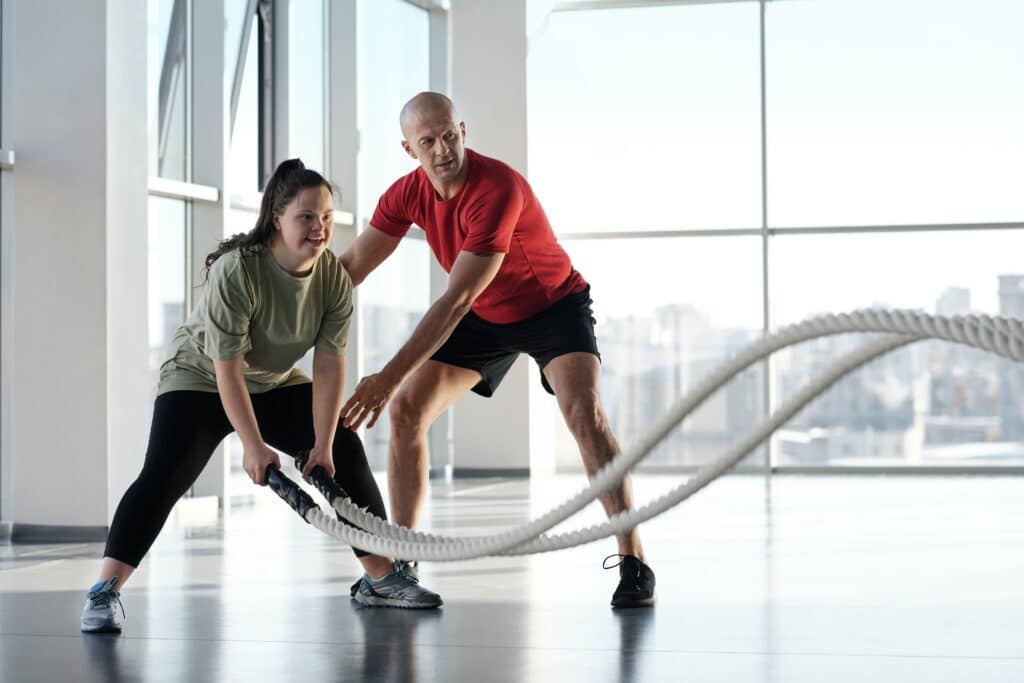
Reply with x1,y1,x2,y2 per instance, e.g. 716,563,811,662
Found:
340,250,504,429
339,225,402,285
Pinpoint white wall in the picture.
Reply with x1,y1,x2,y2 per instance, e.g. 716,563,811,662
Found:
2,0,148,530
106,0,152,521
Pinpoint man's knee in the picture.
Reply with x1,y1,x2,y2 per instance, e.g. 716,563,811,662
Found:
389,389,430,441
562,391,608,440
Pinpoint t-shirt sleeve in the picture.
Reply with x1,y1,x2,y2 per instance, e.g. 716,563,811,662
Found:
369,176,414,238
315,265,354,356
204,257,254,360
460,181,524,254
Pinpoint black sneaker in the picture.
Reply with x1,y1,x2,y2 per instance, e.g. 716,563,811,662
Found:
604,554,656,608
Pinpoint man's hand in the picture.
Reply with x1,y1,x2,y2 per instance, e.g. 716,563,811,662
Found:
341,372,399,430
302,444,336,481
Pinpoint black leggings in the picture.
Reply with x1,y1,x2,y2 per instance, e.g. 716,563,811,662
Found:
105,384,387,566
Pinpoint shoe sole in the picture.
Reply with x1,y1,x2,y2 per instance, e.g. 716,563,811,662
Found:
611,597,655,608
81,621,122,634
352,593,442,609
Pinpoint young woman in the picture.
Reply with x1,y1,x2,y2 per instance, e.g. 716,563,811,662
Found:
81,159,441,634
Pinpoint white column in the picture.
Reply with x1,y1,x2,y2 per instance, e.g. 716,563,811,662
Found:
448,0,553,476
2,0,148,538
106,0,153,515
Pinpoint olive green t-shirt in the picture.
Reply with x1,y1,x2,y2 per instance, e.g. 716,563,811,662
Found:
157,246,353,395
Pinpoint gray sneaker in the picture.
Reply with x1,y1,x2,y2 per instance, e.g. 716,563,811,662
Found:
350,559,417,597
80,577,124,633
353,560,442,609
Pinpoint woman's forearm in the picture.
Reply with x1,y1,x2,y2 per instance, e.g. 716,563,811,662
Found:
312,350,346,450
213,358,263,449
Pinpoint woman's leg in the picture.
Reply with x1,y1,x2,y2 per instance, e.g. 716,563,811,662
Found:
258,383,442,608
255,384,391,573
100,391,233,586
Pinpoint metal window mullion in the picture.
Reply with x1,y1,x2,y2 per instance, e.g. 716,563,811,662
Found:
557,222,1024,241
759,0,772,475
257,0,276,189
553,0,755,12
273,0,289,166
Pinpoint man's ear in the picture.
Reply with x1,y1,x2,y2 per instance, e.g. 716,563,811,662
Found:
402,140,417,160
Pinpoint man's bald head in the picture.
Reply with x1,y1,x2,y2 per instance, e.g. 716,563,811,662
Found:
399,91,468,188
400,92,458,138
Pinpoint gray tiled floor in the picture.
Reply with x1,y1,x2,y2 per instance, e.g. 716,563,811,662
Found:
2,473,1024,682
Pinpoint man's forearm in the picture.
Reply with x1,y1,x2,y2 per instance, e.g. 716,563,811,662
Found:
381,295,472,385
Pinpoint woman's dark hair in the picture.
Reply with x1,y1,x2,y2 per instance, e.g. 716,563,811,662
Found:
203,158,335,278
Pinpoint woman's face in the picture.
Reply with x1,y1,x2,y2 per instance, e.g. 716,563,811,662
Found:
273,185,334,268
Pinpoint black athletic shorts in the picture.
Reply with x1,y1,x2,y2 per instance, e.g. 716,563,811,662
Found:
431,286,601,397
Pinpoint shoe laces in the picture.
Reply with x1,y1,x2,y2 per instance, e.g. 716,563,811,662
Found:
89,587,126,620
602,554,628,570
395,560,419,585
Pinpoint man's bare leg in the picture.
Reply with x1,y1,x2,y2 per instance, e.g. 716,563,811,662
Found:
544,352,644,561
387,360,481,528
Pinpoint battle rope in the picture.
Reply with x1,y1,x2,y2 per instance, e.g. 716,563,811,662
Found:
265,310,1024,561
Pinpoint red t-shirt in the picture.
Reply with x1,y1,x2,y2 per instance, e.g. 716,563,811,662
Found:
370,148,588,324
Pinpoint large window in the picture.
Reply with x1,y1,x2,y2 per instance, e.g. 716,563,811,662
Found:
228,8,260,201
147,197,187,375
148,0,188,181
767,0,1024,227
554,237,764,469
772,230,1024,466
357,0,432,469
288,0,325,171
528,3,762,233
147,0,190,381
530,0,1024,470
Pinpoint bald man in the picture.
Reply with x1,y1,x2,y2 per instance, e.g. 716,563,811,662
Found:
339,92,655,607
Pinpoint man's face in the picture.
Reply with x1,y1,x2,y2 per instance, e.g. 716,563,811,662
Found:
402,109,467,185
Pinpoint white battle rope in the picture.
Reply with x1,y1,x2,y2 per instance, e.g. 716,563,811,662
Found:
296,310,1024,561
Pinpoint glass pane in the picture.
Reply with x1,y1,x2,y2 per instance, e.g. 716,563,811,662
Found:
229,14,260,194
225,0,251,87
147,0,189,180
357,0,430,214
356,0,432,470
147,196,187,383
771,229,1024,466
289,0,325,171
767,0,1024,227
528,4,762,233
360,239,431,469
557,237,765,469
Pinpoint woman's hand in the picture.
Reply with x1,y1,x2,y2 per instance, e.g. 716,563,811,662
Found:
301,444,336,481
243,443,282,486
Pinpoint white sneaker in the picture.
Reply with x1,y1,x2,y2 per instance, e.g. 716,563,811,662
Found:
80,577,124,633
